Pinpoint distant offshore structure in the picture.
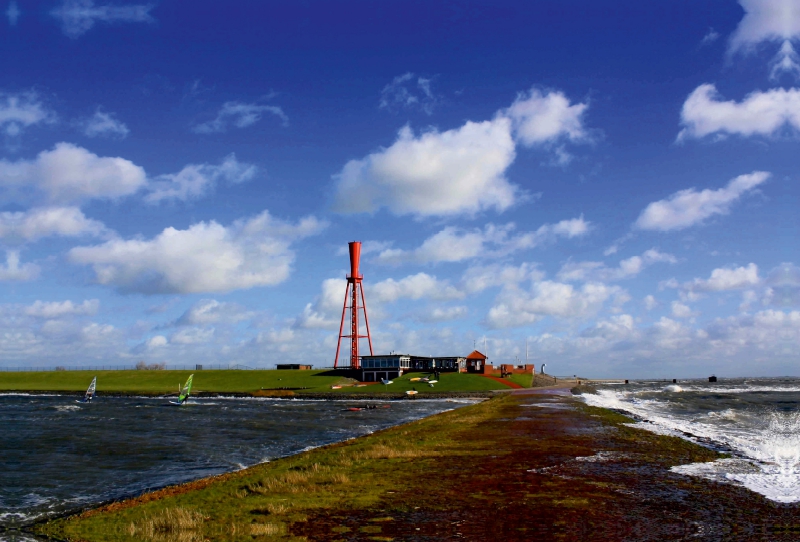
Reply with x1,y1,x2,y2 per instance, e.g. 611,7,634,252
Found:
334,241,374,369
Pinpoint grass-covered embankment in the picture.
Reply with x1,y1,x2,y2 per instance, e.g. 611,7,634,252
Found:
37,390,790,542
0,370,345,395
326,371,513,394
0,369,521,396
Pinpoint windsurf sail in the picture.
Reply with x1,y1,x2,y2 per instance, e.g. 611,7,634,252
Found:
177,374,194,404
81,376,97,403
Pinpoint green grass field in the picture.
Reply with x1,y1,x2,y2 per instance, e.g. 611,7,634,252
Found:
329,371,512,393
0,369,515,394
0,370,347,394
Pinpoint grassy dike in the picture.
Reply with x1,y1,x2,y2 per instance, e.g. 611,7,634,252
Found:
0,370,344,395
36,390,793,542
0,370,514,396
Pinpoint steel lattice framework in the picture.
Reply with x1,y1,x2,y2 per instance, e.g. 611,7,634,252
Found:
334,241,373,368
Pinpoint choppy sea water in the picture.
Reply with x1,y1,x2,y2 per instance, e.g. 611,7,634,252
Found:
582,377,800,504
0,394,472,530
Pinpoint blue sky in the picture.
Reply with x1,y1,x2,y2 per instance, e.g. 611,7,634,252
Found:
0,0,797,377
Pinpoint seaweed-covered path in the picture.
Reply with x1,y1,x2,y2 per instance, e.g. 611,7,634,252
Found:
40,390,799,542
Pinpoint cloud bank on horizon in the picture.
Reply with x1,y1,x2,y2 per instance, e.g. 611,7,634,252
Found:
0,0,796,378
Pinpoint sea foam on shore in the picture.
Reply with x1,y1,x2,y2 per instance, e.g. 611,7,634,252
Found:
582,378,800,503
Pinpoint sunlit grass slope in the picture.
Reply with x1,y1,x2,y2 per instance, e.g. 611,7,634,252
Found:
0,369,514,394
0,370,346,394
329,371,511,393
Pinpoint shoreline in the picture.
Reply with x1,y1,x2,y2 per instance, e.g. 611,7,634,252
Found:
35,384,798,542
0,389,498,400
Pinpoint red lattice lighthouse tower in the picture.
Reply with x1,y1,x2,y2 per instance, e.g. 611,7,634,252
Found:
334,241,373,368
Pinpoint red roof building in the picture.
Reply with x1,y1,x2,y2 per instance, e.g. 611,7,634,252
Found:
465,350,487,373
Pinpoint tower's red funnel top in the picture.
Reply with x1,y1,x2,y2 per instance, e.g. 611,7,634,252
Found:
348,241,361,278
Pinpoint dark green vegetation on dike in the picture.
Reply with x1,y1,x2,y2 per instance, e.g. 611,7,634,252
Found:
36,391,795,542
0,369,518,396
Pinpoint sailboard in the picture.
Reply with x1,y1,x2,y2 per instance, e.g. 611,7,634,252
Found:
170,374,194,405
76,376,97,403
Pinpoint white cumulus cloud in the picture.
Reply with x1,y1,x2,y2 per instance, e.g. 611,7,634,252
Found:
728,0,800,54
170,327,214,345
333,119,517,217
634,171,769,231
0,142,146,205
146,335,167,348
0,206,108,242
194,101,288,133
333,88,591,216
420,306,469,322
375,224,513,264
175,299,252,326
369,273,464,303
557,249,677,282
294,278,347,330
68,210,326,294
0,91,56,137
51,0,154,38
684,263,761,293
461,263,544,294
487,280,624,328
0,251,39,281
671,301,694,319
376,217,590,265
80,108,129,138
504,88,589,147
678,85,800,140
24,299,99,318
145,153,256,203
770,41,800,79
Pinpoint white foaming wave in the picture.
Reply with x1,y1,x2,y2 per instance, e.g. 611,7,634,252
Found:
663,385,683,392
662,385,800,394
54,404,81,412
706,408,738,421
0,511,30,522
0,391,61,397
583,389,800,503
623,421,684,437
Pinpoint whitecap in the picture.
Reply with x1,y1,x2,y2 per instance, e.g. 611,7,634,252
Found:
583,387,800,503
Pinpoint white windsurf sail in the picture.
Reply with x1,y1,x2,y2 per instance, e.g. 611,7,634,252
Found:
80,376,96,403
